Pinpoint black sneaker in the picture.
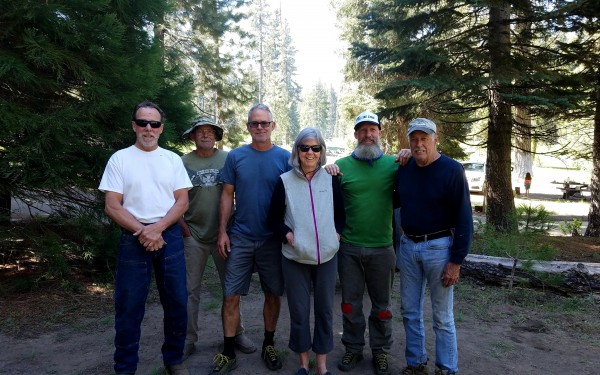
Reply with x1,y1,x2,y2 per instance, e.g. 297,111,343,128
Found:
338,351,364,372
261,345,283,370
434,367,456,375
401,364,428,375
210,353,238,374
372,353,391,375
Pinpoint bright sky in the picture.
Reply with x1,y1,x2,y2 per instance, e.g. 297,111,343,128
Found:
269,0,345,93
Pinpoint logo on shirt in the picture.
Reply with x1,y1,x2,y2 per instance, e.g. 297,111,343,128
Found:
189,168,221,188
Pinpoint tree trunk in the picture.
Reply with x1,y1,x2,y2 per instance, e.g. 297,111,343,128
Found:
0,190,10,222
514,108,533,185
486,2,516,231
585,73,600,236
463,254,600,293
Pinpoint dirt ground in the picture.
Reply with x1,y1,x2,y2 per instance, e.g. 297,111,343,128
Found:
1,195,599,375
1,272,599,375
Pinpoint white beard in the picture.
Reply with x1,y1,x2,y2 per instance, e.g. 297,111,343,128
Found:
353,141,383,160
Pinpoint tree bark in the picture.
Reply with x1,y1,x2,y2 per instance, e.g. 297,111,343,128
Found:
585,72,600,236
486,2,516,231
463,254,600,294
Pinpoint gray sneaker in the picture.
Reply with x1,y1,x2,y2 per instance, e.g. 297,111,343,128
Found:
401,364,428,375
165,363,190,375
182,343,196,361
338,351,364,372
234,333,257,354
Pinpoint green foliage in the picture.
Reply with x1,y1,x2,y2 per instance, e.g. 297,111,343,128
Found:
38,232,70,278
515,203,554,233
471,224,557,262
0,215,120,292
0,0,196,212
559,218,583,236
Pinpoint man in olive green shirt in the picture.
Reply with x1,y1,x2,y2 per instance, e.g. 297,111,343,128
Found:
179,116,255,360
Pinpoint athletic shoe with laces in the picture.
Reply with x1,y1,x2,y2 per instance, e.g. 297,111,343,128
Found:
210,353,238,374
261,345,283,370
338,351,364,371
401,364,429,375
372,353,391,375
434,367,456,375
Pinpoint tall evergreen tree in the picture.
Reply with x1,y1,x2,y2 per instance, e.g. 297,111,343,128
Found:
0,0,194,218
339,0,584,230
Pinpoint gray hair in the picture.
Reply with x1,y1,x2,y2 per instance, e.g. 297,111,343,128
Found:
247,103,274,122
289,127,327,169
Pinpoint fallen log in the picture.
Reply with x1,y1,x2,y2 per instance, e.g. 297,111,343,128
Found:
462,254,600,293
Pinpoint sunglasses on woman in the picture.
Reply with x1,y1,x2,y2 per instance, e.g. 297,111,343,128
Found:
298,145,322,152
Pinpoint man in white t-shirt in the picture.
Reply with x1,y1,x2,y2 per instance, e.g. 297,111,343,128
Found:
98,101,192,375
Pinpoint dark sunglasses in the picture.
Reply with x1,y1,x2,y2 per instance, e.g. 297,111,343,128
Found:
298,145,323,153
247,121,273,128
134,119,162,128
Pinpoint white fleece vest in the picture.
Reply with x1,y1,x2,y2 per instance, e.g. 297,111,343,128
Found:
280,168,340,265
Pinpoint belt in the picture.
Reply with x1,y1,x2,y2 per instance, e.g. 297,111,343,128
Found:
404,229,453,243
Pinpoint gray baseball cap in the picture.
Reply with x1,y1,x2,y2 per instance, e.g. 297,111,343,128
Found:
407,118,437,135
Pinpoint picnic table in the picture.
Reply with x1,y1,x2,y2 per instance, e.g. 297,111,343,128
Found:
551,180,588,199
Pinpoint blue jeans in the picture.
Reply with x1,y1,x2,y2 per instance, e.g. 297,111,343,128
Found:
397,235,458,373
113,225,188,374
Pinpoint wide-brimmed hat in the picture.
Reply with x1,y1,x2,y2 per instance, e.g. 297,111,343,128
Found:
354,111,381,130
183,115,224,141
407,118,437,135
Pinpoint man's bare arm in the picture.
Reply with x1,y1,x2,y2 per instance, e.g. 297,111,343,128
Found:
218,183,234,258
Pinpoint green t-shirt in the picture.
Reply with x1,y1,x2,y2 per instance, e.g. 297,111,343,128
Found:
335,154,397,247
181,149,228,243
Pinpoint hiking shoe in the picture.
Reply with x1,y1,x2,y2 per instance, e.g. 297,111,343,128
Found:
210,353,238,374
234,333,257,354
372,353,391,375
261,345,283,370
338,351,364,371
401,364,429,375
434,368,456,375
165,362,189,375
182,343,196,361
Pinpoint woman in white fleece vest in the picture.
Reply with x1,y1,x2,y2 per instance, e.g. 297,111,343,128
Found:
268,127,345,375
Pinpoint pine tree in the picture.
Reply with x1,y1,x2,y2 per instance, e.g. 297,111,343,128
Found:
339,0,586,231
0,0,194,218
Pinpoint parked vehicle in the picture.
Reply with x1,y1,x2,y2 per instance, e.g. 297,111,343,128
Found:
461,162,486,193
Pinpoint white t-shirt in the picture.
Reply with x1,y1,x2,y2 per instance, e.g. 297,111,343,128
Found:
99,145,192,223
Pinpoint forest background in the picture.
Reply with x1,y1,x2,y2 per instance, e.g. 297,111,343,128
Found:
0,1,599,287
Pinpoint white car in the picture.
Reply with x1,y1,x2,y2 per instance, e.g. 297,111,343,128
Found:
461,162,486,192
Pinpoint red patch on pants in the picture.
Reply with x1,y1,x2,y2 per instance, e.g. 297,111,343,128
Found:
377,309,392,320
341,303,352,315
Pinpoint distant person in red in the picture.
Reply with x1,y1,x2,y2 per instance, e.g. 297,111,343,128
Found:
524,172,532,198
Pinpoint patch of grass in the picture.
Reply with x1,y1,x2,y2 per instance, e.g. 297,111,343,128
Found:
489,340,514,359
456,280,600,342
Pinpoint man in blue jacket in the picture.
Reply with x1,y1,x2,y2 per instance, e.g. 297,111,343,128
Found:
395,118,473,375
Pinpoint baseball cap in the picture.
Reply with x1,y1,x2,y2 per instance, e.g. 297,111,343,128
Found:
354,111,380,130
407,118,437,135
183,115,224,141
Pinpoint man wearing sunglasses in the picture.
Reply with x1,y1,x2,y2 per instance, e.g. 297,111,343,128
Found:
210,103,291,374
178,116,256,361
99,101,192,375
